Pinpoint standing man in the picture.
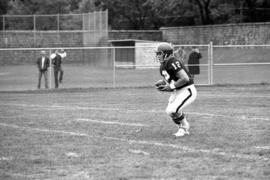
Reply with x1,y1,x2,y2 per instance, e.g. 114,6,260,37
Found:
154,42,197,137
188,47,202,80
58,49,67,83
37,50,50,89
50,49,62,88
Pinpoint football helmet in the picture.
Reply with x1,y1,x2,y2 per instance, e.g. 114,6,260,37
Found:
155,42,173,63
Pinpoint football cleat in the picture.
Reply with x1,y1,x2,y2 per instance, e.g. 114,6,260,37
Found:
181,117,190,131
173,127,189,137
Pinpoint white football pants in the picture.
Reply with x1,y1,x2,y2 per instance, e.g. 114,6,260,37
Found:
166,84,197,116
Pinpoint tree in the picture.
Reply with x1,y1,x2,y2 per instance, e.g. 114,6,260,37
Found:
2,0,270,30
0,0,10,15
0,0,11,29
76,0,95,13
93,0,195,29
242,0,270,22
94,0,153,30
6,0,78,30
145,0,195,29
192,0,213,25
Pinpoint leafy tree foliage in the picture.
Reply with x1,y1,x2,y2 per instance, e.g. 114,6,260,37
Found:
0,0,10,29
94,0,196,29
243,0,270,22
1,0,270,30
4,0,82,30
0,0,9,14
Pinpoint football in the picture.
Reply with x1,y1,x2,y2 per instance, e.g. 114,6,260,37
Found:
154,79,167,88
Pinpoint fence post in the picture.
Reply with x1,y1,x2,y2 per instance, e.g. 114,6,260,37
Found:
57,13,60,31
82,13,84,30
208,42,211,85
113,47,116,88
105,9,108,34
33,15,36,47
49,49,52,89
2,15,5,31
57,14,60,45
210,41,213,85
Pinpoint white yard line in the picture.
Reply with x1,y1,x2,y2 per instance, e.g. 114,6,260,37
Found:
0,122,268,161
254,146,270,150
0,72,10,76
76,118,149,127
1,103,270,121
0,171,38,179
0,169,89,179
198,93,270,98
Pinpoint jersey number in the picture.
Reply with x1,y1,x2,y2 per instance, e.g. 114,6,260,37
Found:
171,61,181,70
162,70,170,81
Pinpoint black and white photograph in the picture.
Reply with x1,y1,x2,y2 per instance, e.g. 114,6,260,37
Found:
0,0,270,179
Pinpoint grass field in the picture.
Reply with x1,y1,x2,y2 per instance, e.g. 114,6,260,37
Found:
0,85,270,180
0,63,270,92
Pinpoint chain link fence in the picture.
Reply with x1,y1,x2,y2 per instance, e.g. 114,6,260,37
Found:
1,44,269,91
0,11,108,48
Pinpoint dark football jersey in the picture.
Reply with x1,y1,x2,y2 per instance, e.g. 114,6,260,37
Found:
159,57,193,89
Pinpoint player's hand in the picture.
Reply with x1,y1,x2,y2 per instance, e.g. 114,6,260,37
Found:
154,79,166,87
158,84,174,92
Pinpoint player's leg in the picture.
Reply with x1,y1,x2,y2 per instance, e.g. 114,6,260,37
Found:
166,85,197,137
168,111,185,127
181,114,190,130
168,111,190,137
166,93,189,136
173,85,197,111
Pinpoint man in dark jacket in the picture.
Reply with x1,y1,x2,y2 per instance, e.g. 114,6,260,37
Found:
188,47,202,80
37,50,50,89
51,49,62,88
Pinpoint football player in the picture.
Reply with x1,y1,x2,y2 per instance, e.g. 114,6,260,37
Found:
155,42,197,137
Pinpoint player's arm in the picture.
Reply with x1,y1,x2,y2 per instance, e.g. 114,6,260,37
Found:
159,59,190,91
172,69,190,88
160,70,189,91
